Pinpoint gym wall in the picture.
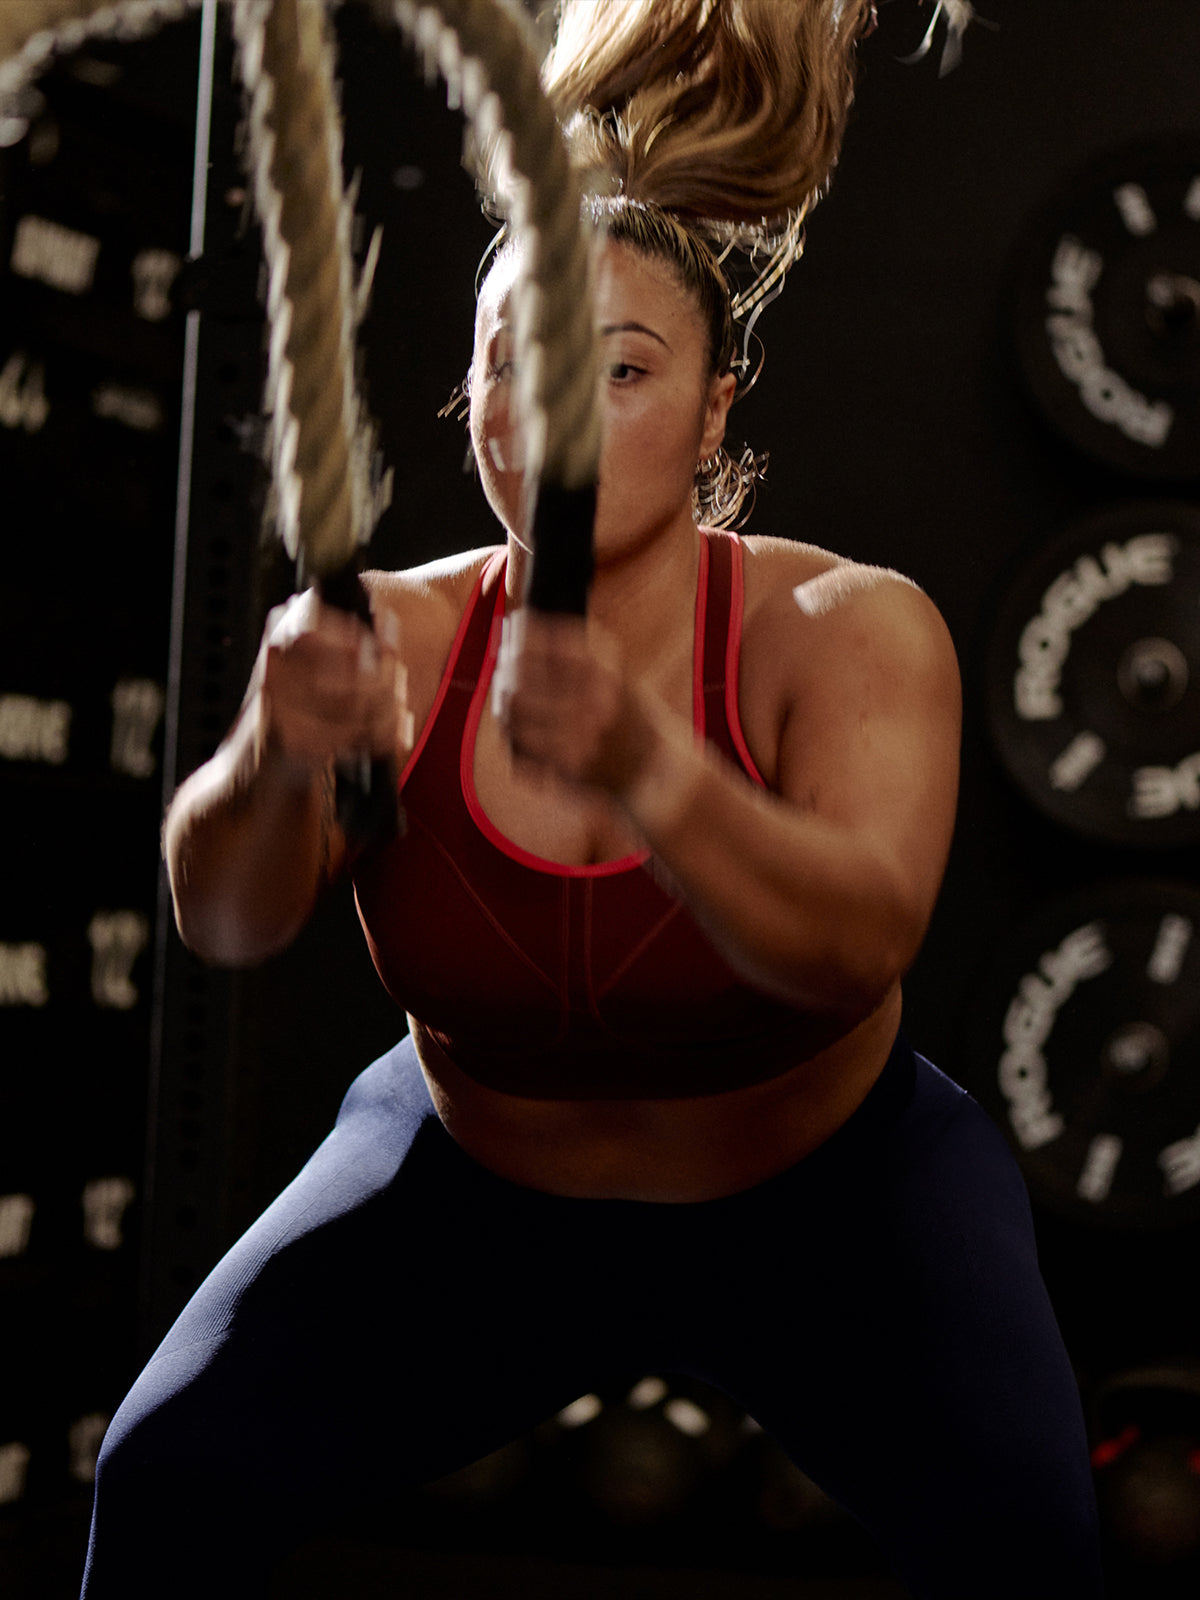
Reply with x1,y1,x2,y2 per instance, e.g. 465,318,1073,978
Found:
1,1,1198,1593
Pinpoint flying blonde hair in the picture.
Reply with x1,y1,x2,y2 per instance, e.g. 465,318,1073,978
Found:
531,0,876,525
541,0,876,235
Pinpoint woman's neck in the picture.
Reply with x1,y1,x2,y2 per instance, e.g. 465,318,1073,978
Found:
505,516,703,678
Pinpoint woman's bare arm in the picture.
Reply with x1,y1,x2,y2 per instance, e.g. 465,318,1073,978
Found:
499,565,961,1020
164,590,406,967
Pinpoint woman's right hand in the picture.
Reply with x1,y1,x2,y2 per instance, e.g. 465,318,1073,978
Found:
252,588,412,784
164,587,410,965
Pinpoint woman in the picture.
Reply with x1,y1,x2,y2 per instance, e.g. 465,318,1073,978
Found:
82,2,1104,1596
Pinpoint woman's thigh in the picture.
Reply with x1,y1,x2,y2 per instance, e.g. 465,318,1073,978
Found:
82,1037,634,1597
674,1050,1104,1600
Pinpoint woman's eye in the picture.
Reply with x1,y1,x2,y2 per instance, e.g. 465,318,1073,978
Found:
489,359,513,381
608,362,643,384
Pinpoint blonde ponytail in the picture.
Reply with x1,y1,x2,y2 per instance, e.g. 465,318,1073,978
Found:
541,0,876,230
473,1,880,528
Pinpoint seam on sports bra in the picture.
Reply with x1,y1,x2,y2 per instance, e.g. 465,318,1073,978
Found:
579,879,675,1034
724,533,769,790
405,811,562,996
592,897,687,1002
398,550,505,792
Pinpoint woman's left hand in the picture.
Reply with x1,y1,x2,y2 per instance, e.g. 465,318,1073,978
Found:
491,609,660,800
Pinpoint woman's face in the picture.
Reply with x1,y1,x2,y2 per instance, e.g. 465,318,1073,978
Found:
470,239,735,563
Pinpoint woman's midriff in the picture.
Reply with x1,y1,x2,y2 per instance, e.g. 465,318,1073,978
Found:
410,986,903,1202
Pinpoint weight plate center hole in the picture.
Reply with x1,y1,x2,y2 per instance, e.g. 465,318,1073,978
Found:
1116,636,1190,712
1102,1020,1171,1093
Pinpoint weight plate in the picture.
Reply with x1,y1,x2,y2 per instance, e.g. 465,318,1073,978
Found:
984,502,1200,848
1011,138,1200,481
969,880,1200,1229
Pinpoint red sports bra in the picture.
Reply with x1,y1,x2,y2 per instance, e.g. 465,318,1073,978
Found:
352,530,809,1099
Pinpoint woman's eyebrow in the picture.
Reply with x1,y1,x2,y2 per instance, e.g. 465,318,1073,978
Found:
601,320,672,351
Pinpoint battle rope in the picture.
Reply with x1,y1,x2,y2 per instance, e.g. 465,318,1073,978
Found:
4,0,604,617
231,0,604,612
383,0,602,614
1,0,196,125
4,0,607,839
232,0,383,583
230,0,603,844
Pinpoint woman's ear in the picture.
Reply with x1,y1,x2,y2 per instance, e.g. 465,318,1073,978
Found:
700,370,737,458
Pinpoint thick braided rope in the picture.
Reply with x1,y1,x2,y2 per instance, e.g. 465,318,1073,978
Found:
3,0,603,555
0,0,196,113
385,0,602,494
232,0,378,575
1,0,378,578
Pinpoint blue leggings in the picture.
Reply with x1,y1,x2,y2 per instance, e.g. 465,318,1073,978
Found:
81,1033,1104,1598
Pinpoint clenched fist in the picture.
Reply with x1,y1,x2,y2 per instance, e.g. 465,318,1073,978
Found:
253,589,412,783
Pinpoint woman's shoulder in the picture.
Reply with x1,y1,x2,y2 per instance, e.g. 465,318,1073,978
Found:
737,533,951,654
365,544,503,609
365,545,502,638
727,535,959,790
362,546,504,717
735,533,959,777
739,532,918,595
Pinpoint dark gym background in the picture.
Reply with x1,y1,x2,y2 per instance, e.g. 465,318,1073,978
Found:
2,1,1199,1595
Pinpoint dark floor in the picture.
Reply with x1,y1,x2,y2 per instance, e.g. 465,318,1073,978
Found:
3,1496,909,1600
273,1545,909,1600
10,1492,1200,1600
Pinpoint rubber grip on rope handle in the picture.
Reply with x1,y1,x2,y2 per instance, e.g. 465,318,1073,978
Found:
316,563,404,850
525,481,596,616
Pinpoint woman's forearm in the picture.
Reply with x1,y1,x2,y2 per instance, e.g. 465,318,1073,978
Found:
619,709,924,1019
164,707,332,967
164,586,407,966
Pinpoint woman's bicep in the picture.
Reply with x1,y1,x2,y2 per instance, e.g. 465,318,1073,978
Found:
774,578,961,947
